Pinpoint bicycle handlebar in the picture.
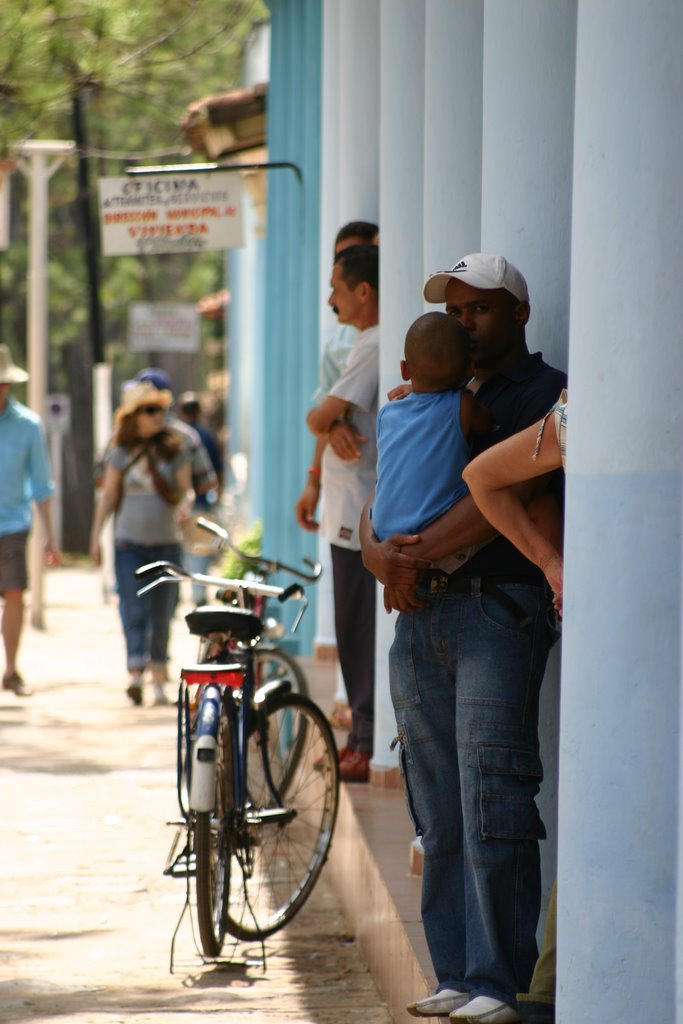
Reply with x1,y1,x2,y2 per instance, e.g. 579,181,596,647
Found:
195,517,323,583
135,560,295,600
134,559,309,633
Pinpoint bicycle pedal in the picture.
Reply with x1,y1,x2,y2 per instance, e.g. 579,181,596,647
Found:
246,807,297,826
164,855,196,879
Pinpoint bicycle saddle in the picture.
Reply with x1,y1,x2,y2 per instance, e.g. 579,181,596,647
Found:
185,606,263,642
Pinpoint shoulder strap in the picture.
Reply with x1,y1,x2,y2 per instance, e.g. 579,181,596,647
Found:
112,444,147,515
121,444,147,479
145,444,182,506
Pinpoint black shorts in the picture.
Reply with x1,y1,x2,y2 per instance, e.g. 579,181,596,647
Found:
0,531,28,594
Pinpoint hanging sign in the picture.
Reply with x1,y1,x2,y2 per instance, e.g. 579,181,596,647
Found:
98,171,244,256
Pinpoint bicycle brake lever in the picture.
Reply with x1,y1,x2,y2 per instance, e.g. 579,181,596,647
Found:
290,595,308,633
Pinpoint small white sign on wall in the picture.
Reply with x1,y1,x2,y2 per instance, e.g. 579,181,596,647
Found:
128,302,200,353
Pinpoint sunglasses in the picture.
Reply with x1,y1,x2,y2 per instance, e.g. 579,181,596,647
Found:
137,405,165,416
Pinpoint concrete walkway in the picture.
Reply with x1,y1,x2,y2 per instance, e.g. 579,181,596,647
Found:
0,566,394,1024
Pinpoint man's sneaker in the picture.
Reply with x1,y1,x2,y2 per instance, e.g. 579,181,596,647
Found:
450,995,521,1022
2,672,33,697
339,749,370,783
407,989,469,1017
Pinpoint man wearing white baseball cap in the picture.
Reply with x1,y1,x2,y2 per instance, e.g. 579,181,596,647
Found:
0,345,61,697
361,254,566,1024
423,252,530,305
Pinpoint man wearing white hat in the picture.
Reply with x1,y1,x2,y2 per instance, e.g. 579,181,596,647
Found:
361,254,566,1024
0,345,61,696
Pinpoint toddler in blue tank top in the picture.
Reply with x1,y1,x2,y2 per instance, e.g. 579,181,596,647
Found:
371,313,492,560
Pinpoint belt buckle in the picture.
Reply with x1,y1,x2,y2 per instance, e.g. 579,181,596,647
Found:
429,571,449,594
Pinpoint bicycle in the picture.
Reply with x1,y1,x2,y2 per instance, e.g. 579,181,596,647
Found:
135,536,339,964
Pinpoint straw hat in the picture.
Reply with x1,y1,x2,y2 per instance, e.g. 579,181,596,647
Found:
114,381,172,427
0,345,29,384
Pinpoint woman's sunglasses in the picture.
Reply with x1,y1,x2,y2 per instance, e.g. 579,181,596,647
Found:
137,405,165,416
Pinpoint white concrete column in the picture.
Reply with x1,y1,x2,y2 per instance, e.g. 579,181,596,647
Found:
318,0,380,680
480,0,577,922
228,189,262,528
337,0,380,223
373,0,426,772
319,0,342,268
315,0,344,658
423,0,483,278
559,2,683,1020
481,0,576,368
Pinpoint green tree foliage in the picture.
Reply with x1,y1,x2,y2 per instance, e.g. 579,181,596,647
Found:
0,1,267,152
0,0,267,550
222,519,263,582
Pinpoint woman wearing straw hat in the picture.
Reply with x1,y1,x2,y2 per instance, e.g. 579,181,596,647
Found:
0,345,61,697
89,382,192,706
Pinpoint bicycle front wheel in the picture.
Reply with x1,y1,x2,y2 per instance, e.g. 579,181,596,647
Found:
195,711,233,957
225,693,339,939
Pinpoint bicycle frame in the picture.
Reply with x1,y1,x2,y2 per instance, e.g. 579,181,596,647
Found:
183,658,291,820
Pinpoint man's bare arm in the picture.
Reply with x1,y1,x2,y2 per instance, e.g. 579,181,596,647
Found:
307,395,350,436
359,492,497,613
360,494,434,612
295,435,326,531
404,494,497,563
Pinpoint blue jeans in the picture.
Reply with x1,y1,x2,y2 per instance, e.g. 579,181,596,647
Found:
389,580,554,1007
183,550,212,606
115,542,181,673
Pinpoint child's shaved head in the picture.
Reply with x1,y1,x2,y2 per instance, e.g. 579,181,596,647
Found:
404,312,472,391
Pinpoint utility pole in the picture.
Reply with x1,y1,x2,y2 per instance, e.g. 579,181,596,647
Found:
73,91,105,365
15,140,75,628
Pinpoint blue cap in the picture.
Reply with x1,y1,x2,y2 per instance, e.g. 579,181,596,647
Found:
136,367,173,392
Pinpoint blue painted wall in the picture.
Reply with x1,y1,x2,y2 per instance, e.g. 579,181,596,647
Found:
262,0,322,652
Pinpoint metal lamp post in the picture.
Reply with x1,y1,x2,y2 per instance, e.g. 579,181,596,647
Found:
15,140,75,627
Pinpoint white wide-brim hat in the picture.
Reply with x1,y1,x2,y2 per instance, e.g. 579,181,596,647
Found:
114,381,173,426
0,345,29,384
423,253,529,304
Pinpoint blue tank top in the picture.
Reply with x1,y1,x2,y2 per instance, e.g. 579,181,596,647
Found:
371,389,470,541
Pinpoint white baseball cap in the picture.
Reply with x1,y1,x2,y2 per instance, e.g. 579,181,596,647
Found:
423,253,529,304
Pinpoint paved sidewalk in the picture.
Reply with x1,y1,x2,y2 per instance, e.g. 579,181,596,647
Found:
0,566,393,1024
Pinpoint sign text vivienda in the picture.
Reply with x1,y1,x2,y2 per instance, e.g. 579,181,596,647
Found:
98,172,244,256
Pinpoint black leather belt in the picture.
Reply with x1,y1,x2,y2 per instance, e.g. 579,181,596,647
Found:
419,571,540,628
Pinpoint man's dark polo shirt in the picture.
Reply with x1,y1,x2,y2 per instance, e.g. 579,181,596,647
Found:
461,351,567,581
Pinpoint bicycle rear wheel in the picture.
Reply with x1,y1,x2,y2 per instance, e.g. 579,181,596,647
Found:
225,693,339,939
253,646,310,699
195,711,233,957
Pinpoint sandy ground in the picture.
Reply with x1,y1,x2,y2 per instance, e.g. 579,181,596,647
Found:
0,566,393,1024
